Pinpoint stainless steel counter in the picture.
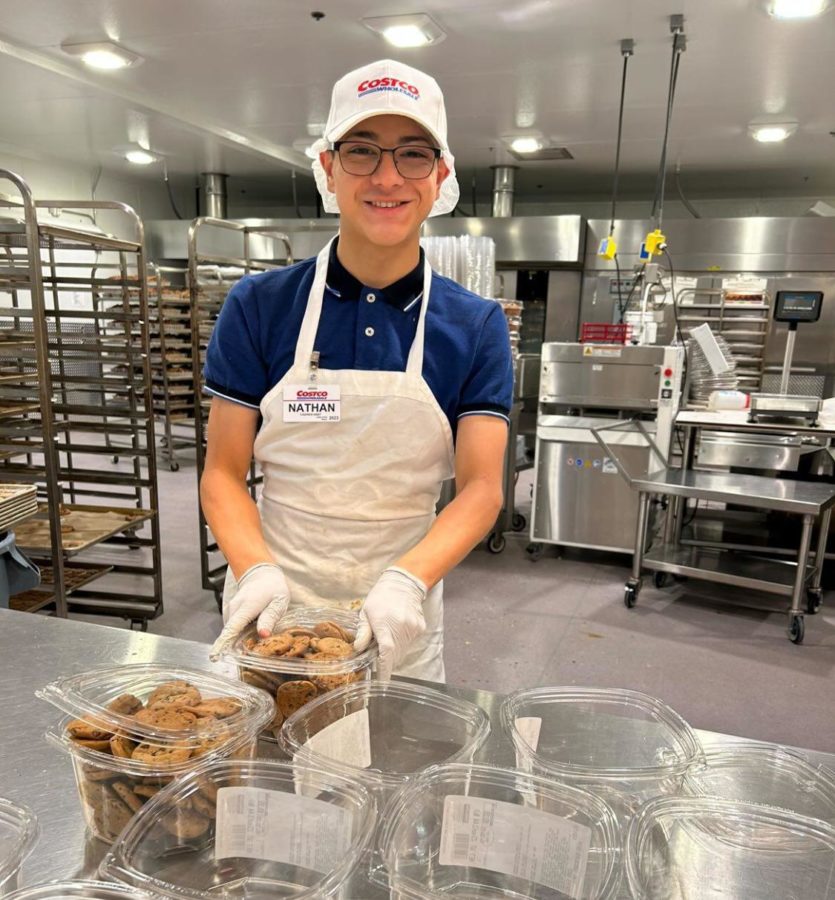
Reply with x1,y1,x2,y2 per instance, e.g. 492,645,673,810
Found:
2,608,834,889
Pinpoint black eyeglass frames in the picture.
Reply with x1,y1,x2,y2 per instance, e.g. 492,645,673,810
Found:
333,140,441,179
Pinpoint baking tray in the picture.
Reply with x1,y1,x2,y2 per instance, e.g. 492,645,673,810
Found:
14,504,156,555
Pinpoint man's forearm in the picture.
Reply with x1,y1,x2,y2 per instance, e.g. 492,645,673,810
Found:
200,468,274,580
395,478,502,589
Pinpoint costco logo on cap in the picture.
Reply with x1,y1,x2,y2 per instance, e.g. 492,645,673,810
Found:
357,77,420,101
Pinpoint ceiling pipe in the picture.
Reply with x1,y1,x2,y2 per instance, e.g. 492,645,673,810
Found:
200,172,229,219
490,165,518,217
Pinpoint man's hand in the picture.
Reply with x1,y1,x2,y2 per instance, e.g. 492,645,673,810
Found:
210,563,290,661
354,567,427,681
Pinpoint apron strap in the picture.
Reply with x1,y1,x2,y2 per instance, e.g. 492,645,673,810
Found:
405,259,432,376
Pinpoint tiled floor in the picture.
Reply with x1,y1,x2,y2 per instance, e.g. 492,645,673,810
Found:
79,453,835,752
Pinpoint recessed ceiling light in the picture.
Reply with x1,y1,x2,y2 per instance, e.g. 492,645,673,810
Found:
509,136,545,154
768,0,828,18
748,121,798,142
122,148,160,165
61,40,143,70
362,13,446,48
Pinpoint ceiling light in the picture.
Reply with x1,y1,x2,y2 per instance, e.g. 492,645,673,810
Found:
748,121,798,142
768,0,828,17
509,136,544,154
61,40,143,70
362,14,446,48
124,148,160,165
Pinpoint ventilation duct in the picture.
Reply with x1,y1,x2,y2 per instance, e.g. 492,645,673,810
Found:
491,165,518,218
201,172,229,219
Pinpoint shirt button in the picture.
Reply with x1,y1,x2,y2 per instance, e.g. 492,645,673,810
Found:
366,293,376,303
365,326,375,337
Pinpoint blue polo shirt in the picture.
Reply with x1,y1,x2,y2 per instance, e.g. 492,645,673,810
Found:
204,240,513,439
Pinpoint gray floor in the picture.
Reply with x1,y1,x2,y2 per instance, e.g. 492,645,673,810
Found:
79,451,835,753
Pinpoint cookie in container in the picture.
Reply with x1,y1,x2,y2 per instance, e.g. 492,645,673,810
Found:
221,607,377,739
37,664,274,843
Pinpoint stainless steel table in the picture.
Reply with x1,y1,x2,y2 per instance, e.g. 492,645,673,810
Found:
2,609,834,890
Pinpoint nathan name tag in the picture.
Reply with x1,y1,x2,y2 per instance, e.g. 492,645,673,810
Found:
283,384,341,422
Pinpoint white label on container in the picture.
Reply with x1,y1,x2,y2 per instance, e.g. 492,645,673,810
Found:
304,708,372,769
514,716,542,752
214,786,351,872
439,796,591,899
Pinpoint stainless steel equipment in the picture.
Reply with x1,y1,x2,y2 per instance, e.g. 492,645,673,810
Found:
529,342,684,555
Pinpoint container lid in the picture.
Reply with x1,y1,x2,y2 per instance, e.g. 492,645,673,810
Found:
379,763,622,900
279,681,491,789
223,607,377,676
501,686,703,780
101,758,376,900
38,664,274,772
683,741,835,823
5,882,149,899
626,796,835,899
0,797,38,888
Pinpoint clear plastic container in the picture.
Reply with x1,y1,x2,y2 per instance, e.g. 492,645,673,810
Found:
279,681,491,806
5,882,149,899
100,758,376,899
626,796,835,899
223,607,377,740
683,741,835,824
501,687,703,820
0,797,38,895
37,664,274,843
378,763,622,900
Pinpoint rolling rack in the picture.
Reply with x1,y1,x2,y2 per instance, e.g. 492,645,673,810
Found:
188,218,292,607
0,168,162,628
148,265,195,471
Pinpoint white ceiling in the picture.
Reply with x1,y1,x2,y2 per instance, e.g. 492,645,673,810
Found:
0,0,833,205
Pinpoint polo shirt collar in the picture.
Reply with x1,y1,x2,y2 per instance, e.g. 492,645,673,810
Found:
325,237,425,312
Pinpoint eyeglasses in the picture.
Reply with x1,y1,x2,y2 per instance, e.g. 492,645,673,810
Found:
333,140,441,179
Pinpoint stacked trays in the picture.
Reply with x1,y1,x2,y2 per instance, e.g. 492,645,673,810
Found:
686,333,739,407
101,759,376,899
37,665,273,843
0,797,38,894
0,483,37,531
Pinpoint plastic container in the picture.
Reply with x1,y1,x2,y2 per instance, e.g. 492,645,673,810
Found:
5,882,149,899
683,741,835,824
223,607,377,740
626,796,835,899
0,798,38,895
501,687,703,820
101,758,376,899
279,681,490,807
707,389,750,410
37,664,274,844
378,763,622,900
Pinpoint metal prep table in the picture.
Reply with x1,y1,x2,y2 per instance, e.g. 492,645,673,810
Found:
596,417,835,644
3,609,835,894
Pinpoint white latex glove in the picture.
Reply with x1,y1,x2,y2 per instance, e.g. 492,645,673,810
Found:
209,562,290,661
354,566,427,681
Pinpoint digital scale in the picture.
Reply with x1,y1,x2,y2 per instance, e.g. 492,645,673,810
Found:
749,290,824,425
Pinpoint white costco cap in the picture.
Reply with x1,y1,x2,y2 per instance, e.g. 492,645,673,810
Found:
311,59,459,217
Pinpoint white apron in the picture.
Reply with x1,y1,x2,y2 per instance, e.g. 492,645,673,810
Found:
223,237,455,681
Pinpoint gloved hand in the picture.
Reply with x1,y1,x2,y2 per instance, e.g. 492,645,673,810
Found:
354,566,427,681
210,562,290,661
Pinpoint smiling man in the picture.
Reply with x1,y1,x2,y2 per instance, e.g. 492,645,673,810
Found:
203,60,513,681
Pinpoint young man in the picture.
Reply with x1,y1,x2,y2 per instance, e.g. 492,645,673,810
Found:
204,59,513,681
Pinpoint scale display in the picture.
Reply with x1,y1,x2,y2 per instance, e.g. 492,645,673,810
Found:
774,290,823,323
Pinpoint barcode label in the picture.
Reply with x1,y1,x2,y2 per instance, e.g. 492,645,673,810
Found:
214,786,352,873
439,795,591,899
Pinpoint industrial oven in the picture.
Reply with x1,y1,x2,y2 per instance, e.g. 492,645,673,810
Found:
529,343,685,555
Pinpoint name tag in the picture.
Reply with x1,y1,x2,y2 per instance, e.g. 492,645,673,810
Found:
283,384,341,422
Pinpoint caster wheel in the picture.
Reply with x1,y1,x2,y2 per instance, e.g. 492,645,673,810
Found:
214,591,223,613
511,513,527,533
653,571,669,589
129,619,148,633
788,615,805,644
486,532,506,554
111,455,119,464
526,542,544,562
806,589,823,615
624,586,637,609
169,461,180,472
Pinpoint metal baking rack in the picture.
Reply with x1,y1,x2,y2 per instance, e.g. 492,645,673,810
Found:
187,218,292,606
0,168,162,627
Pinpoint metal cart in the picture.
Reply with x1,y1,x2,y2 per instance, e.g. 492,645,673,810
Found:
594,419,835,644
